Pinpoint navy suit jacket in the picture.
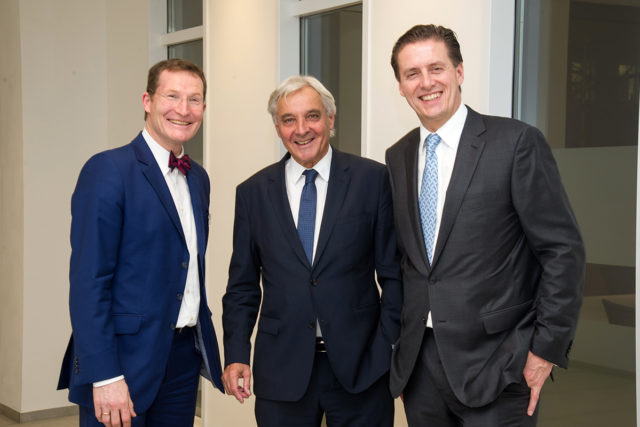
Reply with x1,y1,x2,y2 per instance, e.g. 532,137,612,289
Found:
58,132,224,412
386,107,585,407
222,148,403,401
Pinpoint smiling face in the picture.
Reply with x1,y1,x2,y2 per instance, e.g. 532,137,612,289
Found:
275,85,335,168
396,38,464,132
142,70,205,154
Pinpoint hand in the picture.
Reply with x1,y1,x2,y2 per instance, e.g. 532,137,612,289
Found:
523,351,553,416
222,363,252,403
93,379,136,426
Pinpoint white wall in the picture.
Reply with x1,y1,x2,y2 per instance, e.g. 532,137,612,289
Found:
0,0,25,413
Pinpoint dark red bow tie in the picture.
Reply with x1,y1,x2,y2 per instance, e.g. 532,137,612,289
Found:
169,152,191,176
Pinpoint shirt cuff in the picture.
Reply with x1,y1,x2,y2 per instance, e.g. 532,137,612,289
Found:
93,375,125,388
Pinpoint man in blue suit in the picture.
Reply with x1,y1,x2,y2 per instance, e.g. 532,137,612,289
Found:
221,76,403,427
58,59,224,427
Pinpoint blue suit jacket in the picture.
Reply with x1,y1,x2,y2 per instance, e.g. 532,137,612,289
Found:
222,149,403,401
58,132,224,411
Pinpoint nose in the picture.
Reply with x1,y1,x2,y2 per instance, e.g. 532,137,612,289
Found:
420,72,433,89
176,97,189,115
295,119,309,135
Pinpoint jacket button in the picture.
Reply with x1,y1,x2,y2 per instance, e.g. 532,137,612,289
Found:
170,323,176,330
176,293,183,301
307,322,315,329
310,279,317,286
181,261,188,269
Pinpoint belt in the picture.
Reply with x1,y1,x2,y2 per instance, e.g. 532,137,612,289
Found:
174,325,195,335
316,337,326,352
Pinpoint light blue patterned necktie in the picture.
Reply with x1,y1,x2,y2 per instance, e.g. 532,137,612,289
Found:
419,133,440,264
298,169,318,264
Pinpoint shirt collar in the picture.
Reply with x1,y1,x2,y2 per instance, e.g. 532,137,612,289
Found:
142,127,185,176
288,145,333,183
419,103,468,151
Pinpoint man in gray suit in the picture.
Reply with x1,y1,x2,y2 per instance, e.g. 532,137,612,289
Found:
385,24,585,426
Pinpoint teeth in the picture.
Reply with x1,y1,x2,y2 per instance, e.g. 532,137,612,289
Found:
169,119,189,125
420,93,441,101
295,139,313,145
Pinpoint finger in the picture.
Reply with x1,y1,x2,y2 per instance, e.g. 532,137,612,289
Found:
129,398,137,417
99,412,110,427
110,409,121,427
527,387,540,416
243,371,252,396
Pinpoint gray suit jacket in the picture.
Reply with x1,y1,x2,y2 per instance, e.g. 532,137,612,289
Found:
385,107,585,407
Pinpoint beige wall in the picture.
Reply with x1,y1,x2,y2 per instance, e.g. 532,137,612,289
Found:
202,0,281,425
1,0,515,421
0,0,25,413
0,0,148,416
365,0,493,162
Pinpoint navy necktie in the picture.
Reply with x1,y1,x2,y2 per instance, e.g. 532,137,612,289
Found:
298,169,318,264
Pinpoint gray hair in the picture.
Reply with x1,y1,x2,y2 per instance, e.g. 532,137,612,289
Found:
267,75,337,125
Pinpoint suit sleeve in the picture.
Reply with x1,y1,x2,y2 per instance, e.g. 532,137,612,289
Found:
69,154,125,385
511,126,585,367
374,167,403,345
222,185,262,366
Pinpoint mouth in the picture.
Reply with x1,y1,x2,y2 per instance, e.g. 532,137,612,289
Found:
168,119,191,126
294,138,314,146
419,92,442,102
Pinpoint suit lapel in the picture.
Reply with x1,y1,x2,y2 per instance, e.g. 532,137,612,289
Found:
314,149,350,268
267,155,311,268
402,131,431,272
132,134,186,244
432,108,486,267
187,171,206,258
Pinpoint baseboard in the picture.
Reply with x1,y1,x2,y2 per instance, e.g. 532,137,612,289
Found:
0,402,78,423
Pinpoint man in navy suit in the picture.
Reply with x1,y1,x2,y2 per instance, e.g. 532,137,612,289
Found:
58,59,224,427
221,75,403,427
385,25,584,426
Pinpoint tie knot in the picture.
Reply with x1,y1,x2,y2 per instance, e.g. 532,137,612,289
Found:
426,133,441,152
303,169,318,184
169,152,192,176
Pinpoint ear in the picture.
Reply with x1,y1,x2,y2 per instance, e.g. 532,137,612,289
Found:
142,92,152,114
456,62,464,86
328,113,336,130
398,81,406,98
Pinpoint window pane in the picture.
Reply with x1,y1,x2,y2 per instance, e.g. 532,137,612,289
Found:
301,4,362,156
168,39,204,165
514,1,639,425
167,0,202,32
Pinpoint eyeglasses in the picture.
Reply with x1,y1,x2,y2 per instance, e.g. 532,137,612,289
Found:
158,93,204,108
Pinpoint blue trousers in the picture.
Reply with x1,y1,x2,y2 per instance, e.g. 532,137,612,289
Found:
79,327,201,427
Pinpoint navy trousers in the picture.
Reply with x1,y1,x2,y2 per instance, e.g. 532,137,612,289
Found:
255,352,394,427
79,327,201,427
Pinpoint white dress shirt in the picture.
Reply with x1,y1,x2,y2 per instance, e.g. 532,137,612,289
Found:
285,146,332,263
143,128,200,328
285,146,332,337
417,103,467,327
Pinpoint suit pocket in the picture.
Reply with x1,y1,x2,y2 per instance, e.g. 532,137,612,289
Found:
113,313,143,335
480,299,533,335
257,315,280,336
